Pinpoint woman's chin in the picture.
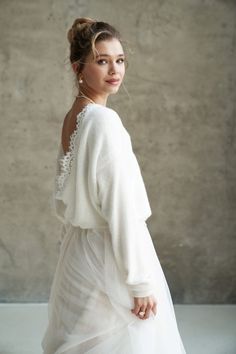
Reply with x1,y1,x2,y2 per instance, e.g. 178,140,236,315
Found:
106,86,120,95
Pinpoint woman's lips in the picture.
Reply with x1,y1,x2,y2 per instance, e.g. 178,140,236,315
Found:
105,79,120,86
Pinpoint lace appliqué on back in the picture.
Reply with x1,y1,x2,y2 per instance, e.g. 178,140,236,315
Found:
55,104,91,198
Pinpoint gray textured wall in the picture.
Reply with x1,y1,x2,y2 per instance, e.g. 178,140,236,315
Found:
0,0,235,303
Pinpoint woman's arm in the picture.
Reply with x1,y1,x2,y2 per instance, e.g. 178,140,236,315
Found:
96,109,154,298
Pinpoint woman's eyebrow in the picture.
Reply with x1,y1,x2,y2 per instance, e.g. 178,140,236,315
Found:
96,53,125,58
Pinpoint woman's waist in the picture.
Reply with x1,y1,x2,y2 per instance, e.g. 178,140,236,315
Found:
71,224,110,233
60,222,110,242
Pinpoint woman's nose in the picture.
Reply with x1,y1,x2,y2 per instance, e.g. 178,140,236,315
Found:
108,62,117,75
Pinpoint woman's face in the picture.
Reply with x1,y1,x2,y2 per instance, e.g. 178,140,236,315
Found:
80,38,126,99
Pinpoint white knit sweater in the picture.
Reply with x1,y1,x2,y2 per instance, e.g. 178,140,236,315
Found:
53,103,154,297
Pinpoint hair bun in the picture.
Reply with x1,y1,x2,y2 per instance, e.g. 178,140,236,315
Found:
67,17,96,44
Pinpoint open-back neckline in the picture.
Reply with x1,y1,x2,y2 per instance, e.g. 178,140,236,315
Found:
56,103,95,196
61,103,94,157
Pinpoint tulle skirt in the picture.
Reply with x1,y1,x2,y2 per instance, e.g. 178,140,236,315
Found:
41,223,186,354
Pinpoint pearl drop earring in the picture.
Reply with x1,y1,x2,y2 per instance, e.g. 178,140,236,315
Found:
79,77,83,84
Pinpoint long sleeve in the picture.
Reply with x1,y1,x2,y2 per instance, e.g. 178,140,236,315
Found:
96,110,154,297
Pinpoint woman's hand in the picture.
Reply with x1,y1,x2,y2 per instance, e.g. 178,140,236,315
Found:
131,295,157,320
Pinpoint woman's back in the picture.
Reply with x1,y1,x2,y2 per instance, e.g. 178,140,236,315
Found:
61,101,88,155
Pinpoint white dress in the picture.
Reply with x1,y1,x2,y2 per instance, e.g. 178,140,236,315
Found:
41,103,186,354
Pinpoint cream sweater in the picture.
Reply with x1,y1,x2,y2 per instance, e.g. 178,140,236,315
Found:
53,103,154,297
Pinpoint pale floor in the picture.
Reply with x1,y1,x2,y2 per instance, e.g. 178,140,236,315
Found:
0,304,235,354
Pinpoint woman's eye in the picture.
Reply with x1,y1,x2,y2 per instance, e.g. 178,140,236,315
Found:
97,59,107,65
97,58,125,65
117,58,125,64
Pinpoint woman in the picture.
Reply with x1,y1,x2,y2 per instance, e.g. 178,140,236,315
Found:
41,17,186,354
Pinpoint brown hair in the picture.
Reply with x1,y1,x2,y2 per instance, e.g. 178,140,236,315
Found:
67,17,123,75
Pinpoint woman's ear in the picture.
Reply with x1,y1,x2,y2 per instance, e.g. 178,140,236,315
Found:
71,62,79,74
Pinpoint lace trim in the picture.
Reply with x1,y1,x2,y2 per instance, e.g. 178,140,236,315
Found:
55,104,92,197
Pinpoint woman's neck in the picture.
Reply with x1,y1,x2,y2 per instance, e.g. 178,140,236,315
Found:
78,87,108,106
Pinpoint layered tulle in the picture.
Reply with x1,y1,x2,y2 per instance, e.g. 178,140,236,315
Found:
41,223,186,354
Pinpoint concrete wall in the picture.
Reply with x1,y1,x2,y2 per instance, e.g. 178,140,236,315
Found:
0,0,235,303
